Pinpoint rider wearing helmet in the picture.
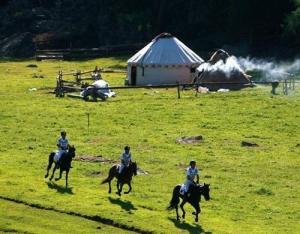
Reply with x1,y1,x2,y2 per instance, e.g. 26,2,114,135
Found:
119,145,132,176
54,130,69,164
183,160,200,198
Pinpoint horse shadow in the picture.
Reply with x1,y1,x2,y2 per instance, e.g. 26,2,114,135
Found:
46,181,74,194
108,197,137,213
168,217,212,234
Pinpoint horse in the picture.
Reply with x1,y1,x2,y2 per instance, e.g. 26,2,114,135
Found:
168,183,210,222
44,145,76,188
101,161,137,196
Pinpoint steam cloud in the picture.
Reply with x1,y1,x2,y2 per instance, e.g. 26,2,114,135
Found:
237,57,300,80
198,56,300,81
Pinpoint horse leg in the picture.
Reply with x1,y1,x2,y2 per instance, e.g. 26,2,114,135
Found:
116,181,120,195
116,181,122,196
49,163,57,181
124,182,132,194
192,204,201,222
180,200,187,219
45,153,54,178
55,168,62,181
65,169,69,188
101,167,117,194
108,180,112,193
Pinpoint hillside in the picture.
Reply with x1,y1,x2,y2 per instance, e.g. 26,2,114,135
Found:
0,1,299,57
0,57,299,233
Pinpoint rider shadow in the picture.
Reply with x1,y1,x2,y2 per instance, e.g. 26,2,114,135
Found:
168,217,211,234
108,197,137,213
46,182,74,195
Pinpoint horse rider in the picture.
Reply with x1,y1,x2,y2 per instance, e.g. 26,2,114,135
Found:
54,130,70,164
119,146,132,176
183,160,200,199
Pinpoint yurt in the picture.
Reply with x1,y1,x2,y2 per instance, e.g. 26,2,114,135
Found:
126,33,204,85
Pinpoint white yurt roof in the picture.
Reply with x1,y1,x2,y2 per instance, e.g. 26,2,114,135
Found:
128,33,203,67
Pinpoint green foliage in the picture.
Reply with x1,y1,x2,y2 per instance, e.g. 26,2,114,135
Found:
0,0,298,56
0,57,299,233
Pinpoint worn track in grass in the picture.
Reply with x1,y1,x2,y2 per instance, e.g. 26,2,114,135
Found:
0,195,153,234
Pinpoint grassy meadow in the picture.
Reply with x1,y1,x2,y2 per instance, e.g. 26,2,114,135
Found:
0,57,299,233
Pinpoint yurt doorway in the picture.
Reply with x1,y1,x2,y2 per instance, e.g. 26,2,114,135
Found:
131,66,137,85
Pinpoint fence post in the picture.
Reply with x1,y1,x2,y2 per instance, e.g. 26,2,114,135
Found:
75,70,81,84
177,82,181,99
293,78,295,90
56,70,64,97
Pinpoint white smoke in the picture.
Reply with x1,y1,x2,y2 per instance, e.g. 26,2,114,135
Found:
237,57,300,81
198,55,300,81
197,56,244,78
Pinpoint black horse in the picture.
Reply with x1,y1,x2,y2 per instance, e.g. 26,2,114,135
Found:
44,145,76,188
101,162,137,196
168,183,210,222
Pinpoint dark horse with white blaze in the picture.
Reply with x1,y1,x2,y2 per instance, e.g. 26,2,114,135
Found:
168,183,210,222
44,145,76,188
101,162,137,196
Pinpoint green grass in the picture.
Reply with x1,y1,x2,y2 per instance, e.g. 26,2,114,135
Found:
0,58,299,233
0,199,135,234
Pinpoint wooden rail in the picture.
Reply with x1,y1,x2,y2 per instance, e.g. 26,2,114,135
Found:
55,77,298,99
36,43,145,60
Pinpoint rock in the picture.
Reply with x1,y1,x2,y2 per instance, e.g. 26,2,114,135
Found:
241,141,258,147
32,74,44,78
176,135,203,144
27,64,38,68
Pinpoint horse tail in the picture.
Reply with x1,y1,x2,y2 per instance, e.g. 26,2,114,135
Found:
168,185,181,210
101,176,110,184
101,165,117,184
49,152,55,163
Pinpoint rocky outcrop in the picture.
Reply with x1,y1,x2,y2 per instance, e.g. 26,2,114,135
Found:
0,32,35,58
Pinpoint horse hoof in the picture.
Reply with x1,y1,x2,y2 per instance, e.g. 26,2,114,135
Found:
182,215,185,219
44,174,48,178
192,212,196,215
108,191,111,194
176,217,180,221
195,218,198,222
55,178,60,181
124,192,129,194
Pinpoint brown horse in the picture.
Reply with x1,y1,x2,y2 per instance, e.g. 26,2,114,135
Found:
44,145,76,188
101,162,137,196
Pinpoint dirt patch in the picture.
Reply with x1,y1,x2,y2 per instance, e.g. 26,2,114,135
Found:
137,168,149,175
175,162,187,169
87,171,102,177
75,155,117,164
176,135,203,144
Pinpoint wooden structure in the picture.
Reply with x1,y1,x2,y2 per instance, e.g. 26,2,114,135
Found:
55,66,102,97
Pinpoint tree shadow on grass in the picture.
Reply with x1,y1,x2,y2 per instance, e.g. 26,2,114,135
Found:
108,197,137,213
46,182,74,194
168,217,212,234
